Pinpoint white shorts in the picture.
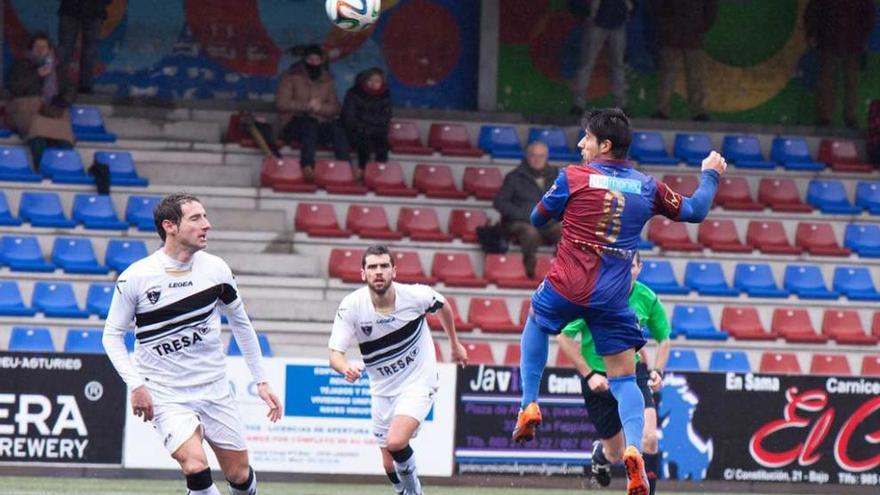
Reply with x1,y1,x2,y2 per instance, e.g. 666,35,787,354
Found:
371,383,437,448
147,379,247,455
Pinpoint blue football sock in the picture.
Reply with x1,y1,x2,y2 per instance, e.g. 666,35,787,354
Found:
608,375,645,452
519,316,549,409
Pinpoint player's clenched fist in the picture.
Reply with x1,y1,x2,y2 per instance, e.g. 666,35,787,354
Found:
701,150,727,175
342,363,364,383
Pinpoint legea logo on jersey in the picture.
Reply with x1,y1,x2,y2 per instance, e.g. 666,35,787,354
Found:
146,286,161,304
168,280,193,288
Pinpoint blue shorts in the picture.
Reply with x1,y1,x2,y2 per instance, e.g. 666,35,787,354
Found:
530,280,646,356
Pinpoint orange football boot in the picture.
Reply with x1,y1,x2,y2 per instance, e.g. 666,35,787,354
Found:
623,446,649,495
511,402,542,444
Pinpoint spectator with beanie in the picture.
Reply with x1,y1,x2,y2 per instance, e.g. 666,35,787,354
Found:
57,0,111,94
342,67,391,175
275,44,351,182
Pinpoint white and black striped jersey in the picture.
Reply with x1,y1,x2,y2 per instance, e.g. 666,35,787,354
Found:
329,283,444,397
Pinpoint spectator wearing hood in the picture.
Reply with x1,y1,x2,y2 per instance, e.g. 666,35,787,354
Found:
342,67,391,175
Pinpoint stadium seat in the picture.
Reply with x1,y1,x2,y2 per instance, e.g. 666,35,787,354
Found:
0,281,36,316
228,333,273,357
32,282,89,318
449,209,488,243
462,342,495,365
698,220,751,253
746,220,801,255
64,329,104,354
810,354,852,376
391,251,435,285
469,298,519,333
478,125,524,159
833,266,880,301
397,207,452,242
86,283,114,318
427,296,474,332
431,252,486,287
125,195,161,231
484,253,539,289
346,205,403,240
51,237,109,274
413,164,468,199
224,112,262,147
708,350,751,373
72,194,128,230
463,166,503,200
18,191,76,228
733,263,788,298
428,123,483,157
758,178,812,212
534,255,553,281
672,305,726,340
861,355,880,377
684,262,738,296
673,133,712,165
874,312,880,339
94,151,148,186
637,260,689,294
795,222,850,257
629,132,678,165
0,192,21,226
784,264,838,299
844,224,880,257
722,135,775,169
519,299,531,326
714,177,762,211
666,349,701,372
294,203,351,237
314,160,368,194
388,120,432,155
759,352,801,374
770,137,825,171
0,146,40,181
772,308,826,343
71,105,117,141
806,180,860,214
1,235,55,272
855,181,880,214
9,327,55,352
260,157,318,192
662,174,698,196
528,127,581,162
822,310,878,345
503,343,521,366
105,239,149,272
648,218,701,251
818,138,873,172
328,248,366,283
39,148,92,184
720,306,774,340
364,162,417,197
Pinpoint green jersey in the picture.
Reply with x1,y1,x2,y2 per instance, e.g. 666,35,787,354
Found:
561,281,671,373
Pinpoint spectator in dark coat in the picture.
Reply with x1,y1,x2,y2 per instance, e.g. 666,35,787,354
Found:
342,67,391,175
57,0,111,94
493,142,561,278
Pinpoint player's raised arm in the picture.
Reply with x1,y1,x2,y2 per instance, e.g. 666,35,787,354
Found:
530,168,570,227
655,151,727,223
434,299,468,367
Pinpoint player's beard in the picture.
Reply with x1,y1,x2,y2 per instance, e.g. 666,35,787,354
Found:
368,278,391,296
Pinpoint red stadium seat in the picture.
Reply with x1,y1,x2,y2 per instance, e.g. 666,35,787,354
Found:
469,298,519,333
810,354,852,376
462,341,495,365
484,253,540,289
648,218,702,251
364,162,417,197
795,222,850,257
295,203,351,237
873,311,880,338
698,219,752,253
861,355,880,377
397,207,453,242
413,164,468,199
721,306,775,340
225,112,264,148
388,120,433,155
328,248,365,283
822,310,878,345
535,255,553,281
504,343,521,366
715,176,762,211
818,138,873,173
519,299,531,326
392,251,436,285
463,166,503,200
431,252,487,287
449,209,488,243
746,221,802,255
260,157,317,192
758,178,812,212
345,205,403,240
662,174,699,196
314,160,368,194
428,123,484,157
556,347,576,368
772,308,827,343
427,296,474,332
759,352,802,374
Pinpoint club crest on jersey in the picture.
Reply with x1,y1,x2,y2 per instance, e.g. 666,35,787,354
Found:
146,286,161,304
360,324,373,336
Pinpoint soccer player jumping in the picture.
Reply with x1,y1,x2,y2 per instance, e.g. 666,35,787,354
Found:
512,108,726,495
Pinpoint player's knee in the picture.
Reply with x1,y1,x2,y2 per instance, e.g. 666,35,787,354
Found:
225,463,251,485
179,457,210,475
385,436,409,453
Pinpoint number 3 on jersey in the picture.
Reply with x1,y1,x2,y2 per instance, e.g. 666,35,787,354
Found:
596,190,625,244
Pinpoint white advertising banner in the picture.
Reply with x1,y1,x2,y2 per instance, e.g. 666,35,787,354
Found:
123,357,456,476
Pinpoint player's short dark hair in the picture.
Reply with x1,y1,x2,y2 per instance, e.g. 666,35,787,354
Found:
580,108,632,159
154,193,201,242
29,32,50,49
362,245,395,268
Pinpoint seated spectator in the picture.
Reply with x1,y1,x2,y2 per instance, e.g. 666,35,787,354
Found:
342,67,391,175
275,45,351,182
493,141,561,278
7,32,75,167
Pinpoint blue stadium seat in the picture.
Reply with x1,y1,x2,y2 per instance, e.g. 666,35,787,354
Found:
39,149,92,184
1,235,55,272
666,348,701,371
70,105,117,142
806,180,861,214
684,261,739,296
0,192,22,226
72,194,128,230
86,283,114,318
478,126,524,159
228,333,273,357
629,132,678,165
51,237,109,274
124,331,136,352
0,281,36,316
637,260,689,294
673,133,712,166
31,282,89,318
527,127,581,162
722,135,776,169
18,191,76,228
770,137,825,171
638,237,655,250
672,304,727,340
844,224,880,257
708,350,751,373
855,181,880,214
0,146,40,182
94,151,148,187
63,329,105,354
105,239,149,272
833,266,880,301
125,195,161,230
784,264,838,299
9,327,55,352
733,263,788,298
0,127,11,138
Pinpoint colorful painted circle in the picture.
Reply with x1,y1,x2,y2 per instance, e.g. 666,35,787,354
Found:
527,11,579,81
703,0,798,67
380,0,460,87
499,0,550,44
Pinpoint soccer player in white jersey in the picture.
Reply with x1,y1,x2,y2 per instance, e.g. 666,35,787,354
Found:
102,193,282,495
329,245,468,495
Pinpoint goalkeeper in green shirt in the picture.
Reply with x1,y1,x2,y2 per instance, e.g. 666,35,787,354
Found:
557,252,671,495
